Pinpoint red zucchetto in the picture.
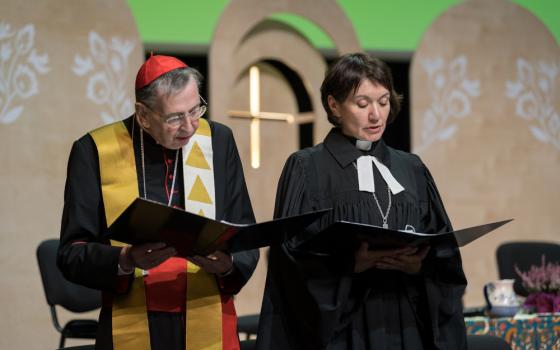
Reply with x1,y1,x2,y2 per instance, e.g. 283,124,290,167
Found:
135,54,188,89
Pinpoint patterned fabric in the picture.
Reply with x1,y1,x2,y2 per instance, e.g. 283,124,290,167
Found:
182,118,223,349
90,121,150,349
91,119,224,349
465,315,560,349
183,118,215,218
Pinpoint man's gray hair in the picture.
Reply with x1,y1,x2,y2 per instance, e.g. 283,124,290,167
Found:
135,67,203,109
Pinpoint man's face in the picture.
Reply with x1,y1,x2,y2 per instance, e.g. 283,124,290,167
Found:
136,79,201,150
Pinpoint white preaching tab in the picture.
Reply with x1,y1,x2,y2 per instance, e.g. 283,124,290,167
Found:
356,155,405,195
372,157,404,195
357,156,376,193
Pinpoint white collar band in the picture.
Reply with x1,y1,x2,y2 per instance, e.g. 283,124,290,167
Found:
356,155,404,195
355,139,373,151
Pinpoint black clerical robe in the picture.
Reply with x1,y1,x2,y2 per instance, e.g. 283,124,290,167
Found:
256,128,466,350
58,116,258,349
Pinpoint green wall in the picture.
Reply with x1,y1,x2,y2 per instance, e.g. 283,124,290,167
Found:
127,0,559,52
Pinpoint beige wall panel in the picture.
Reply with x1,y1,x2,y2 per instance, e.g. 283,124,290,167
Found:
233,20,329,143
411,0,559,307
230,22,326,218
227,22,328,316
228,63,299,315
209,0,361,316
0,0,143,348
229,63,300,221
210,0,360,136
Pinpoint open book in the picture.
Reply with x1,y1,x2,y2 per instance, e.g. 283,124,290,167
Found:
105,198,329,256
305,219,513,253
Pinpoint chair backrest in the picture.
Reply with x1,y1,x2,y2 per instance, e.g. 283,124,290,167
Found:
496,241,560,296
37,239,101,312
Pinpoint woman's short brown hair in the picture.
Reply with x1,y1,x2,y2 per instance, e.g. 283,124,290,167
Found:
320,53,402,126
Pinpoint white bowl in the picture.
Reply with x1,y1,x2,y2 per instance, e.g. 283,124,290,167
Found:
488,305,519,318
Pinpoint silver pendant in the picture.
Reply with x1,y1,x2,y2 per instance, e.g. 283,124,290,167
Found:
383,223,388,229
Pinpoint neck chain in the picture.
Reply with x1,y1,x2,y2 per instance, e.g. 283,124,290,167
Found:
353,161,392,229
138,120,180,206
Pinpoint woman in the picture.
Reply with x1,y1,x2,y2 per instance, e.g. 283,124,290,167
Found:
256,53,467,349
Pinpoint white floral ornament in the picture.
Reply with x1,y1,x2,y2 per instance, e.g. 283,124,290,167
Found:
415,56,480,153
0,22,50,124
506,59,559,151
72,32,135,124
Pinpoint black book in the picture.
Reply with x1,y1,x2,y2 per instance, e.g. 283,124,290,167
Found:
105,198,329,257
307,219,513,254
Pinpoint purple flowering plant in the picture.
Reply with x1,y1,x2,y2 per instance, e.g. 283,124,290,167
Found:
515,255,560,313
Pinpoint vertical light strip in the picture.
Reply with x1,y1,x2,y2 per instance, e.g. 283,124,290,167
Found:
249,66,260,169
250,119,260,169
249,66,260,116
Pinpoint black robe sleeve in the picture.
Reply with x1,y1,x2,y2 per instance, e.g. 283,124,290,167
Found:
57,136,125,292
274,153,309,218
259,152,362,350
212,123,259,295
58,122,259,296
419,160,467,349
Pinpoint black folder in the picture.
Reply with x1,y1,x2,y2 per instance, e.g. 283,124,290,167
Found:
105,198,329,257
311,219,513,252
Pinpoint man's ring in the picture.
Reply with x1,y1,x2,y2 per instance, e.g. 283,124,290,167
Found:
146,249,153,254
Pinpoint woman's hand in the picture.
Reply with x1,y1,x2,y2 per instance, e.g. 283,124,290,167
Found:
119,242,177,272
375,245,430,274
189,250,234,275
354,242,418,273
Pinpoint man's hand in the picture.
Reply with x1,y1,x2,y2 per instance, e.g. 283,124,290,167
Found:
375,245,430,274
119,242,177,272
189,250,233,275
354,241,418,273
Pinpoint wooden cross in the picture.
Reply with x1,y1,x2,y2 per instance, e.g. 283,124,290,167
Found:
229,65,314,168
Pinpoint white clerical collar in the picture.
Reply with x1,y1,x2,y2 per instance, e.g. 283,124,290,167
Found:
356,154,405,195
355,139,372,151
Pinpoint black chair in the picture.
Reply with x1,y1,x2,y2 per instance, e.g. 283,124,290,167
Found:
467,334,511,350
496,241,560,296
240,339,257,350
237,313,259,340
37,239,101,348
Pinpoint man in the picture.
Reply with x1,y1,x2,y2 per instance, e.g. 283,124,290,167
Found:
58,55,259,350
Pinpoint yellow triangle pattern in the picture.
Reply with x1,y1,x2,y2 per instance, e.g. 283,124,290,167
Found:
185,141,211,169
198,209,205,217
196,119,211,136
188,175,213,204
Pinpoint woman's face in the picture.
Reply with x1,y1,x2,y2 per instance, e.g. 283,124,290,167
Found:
328,79,390,142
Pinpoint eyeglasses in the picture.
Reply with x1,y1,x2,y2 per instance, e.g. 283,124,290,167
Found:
142,96,207,126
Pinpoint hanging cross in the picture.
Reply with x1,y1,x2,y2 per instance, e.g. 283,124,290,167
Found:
229,65,314,168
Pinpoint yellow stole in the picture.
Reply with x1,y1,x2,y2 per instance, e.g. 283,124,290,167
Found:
90,118,223,350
